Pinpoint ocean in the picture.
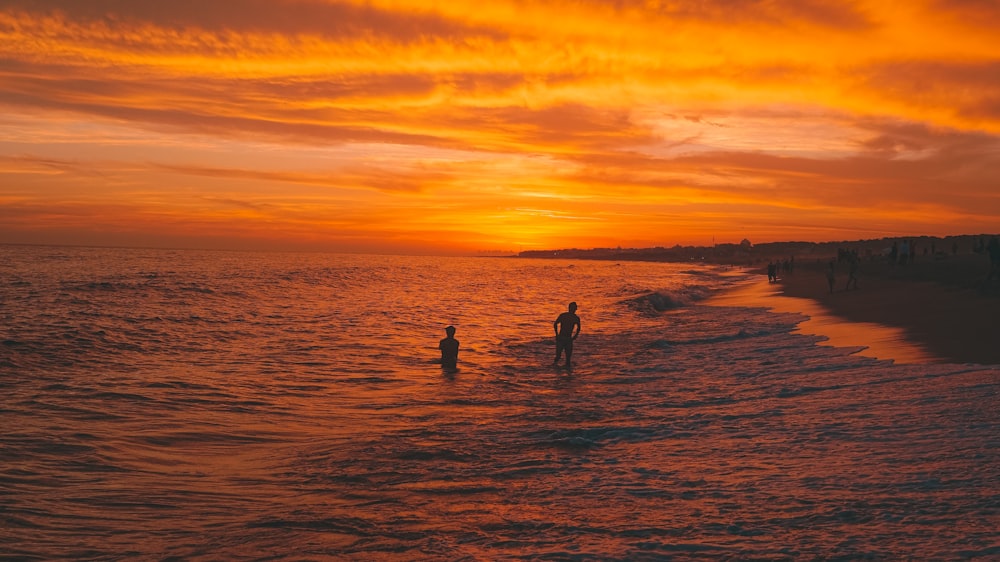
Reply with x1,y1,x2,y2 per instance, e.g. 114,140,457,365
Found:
1,245,997,560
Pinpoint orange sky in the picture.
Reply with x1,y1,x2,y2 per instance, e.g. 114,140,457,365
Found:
1,0,998,254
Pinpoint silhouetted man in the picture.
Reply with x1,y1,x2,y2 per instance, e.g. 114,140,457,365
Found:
846,254,859,291
439,325,459,370
553,302,581,369
986,236,1000,287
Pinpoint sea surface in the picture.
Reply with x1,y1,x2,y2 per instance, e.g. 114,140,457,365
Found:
1,245,997,560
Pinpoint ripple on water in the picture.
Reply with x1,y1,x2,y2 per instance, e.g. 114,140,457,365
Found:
1,246,996,559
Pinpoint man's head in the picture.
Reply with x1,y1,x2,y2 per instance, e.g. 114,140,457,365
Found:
568,302,577,312
445,325,456,336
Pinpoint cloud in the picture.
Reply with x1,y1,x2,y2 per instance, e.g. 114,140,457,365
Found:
154,162,450,193
0,154,106,176
621,0,873,29
858,60,1000,123
928,0,1000,29
1,0,999,251
558,116,1000,216
0,0,507,43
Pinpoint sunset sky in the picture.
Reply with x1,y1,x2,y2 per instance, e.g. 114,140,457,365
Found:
1,0,998,254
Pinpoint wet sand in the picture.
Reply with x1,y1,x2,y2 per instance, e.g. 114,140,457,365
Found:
756,253,1000,365
710,280,941,364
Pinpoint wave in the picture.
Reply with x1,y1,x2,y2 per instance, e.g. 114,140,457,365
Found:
645,329,753,347
534,426,662,450
60,279,219,296
623,286,712,313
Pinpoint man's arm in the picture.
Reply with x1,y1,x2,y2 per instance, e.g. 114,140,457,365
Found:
573,318,581,339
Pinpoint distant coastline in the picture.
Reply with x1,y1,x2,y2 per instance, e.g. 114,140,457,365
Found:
514,233,998,265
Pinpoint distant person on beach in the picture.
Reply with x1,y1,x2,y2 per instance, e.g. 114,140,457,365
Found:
553,302,581,369
439,325,459,370
846,255,859,291
826,260,836,293
985,236,1000,288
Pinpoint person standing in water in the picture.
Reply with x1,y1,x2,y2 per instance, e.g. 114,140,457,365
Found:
439,325,459,370
553,302,581,369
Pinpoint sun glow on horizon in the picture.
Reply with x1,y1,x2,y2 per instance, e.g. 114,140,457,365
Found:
1,0,999,254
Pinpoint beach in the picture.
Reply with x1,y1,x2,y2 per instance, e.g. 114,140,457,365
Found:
769,252,1000,366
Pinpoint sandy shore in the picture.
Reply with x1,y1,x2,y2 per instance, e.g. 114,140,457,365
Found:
761,253,1000,365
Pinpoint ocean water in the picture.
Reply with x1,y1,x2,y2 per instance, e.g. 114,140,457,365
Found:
1,245,997,560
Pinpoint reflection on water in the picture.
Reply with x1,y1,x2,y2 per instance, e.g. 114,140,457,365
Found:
1,246,996,559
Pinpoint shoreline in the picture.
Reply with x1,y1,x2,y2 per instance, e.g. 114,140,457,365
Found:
720,253,1000,366
708,280,941,364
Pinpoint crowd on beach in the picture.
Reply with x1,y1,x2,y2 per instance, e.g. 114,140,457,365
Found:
783,235,1000,296
983,236,1000,288
766,257,794,283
